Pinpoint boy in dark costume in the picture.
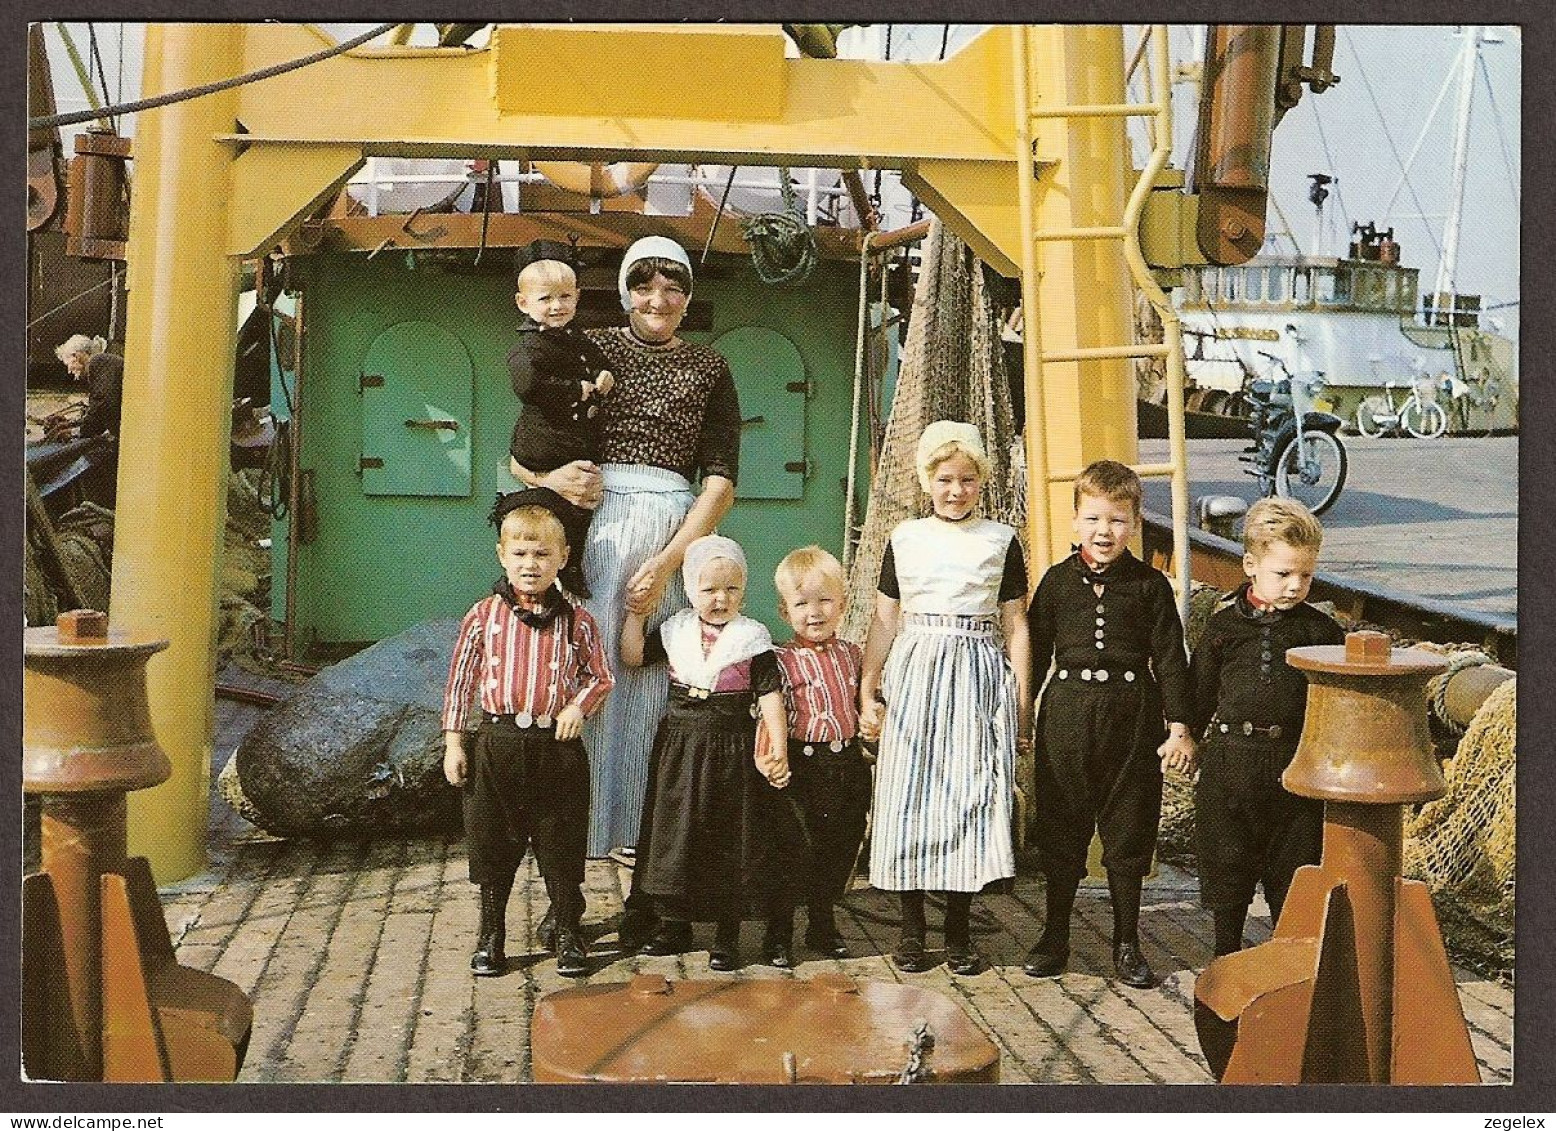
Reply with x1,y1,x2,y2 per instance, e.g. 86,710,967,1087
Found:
1189,497,1343,955
1025,460,1196,988
442,488,614,977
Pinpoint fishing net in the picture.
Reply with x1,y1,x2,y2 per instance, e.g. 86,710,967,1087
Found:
839,220,1027,830
840,220,1025,641
54,504,114,613
1403,673,1515,975
23,470,277,669
23,539,58,627
24,502,113,625
1156,582,1230,864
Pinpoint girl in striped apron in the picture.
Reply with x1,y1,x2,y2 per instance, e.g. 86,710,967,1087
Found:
859,421,1033,975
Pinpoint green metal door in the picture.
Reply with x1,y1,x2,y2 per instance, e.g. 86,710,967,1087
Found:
712,326,807,500
359,320,473,497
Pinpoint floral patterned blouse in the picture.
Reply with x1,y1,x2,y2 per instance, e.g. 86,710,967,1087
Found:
585,327,742,484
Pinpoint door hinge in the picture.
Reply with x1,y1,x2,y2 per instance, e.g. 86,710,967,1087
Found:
359,372,384,392
360,456,384,472
785,378,813,398
784,459,811,478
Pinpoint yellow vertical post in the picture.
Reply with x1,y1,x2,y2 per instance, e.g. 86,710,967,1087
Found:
1012,27,1054,583
1027,25,1138,565
111,23,244,882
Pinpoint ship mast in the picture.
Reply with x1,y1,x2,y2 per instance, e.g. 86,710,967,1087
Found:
1431,26,1483,320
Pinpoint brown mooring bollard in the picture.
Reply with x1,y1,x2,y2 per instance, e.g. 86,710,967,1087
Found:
1192,630,1480,1084
22,610,252,1082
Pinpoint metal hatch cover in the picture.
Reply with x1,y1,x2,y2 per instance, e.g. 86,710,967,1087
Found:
531,974,1001,1084
359,320,473,497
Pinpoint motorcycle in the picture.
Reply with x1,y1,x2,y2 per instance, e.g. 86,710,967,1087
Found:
1238,352,1348,515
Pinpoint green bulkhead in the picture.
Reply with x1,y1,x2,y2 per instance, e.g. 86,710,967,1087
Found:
271,250,877,650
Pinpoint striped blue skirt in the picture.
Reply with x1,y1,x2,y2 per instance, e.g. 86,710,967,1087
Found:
868,613,1017,892
580,464,694,857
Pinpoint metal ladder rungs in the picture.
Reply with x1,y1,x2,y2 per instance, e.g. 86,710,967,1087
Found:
1028,101,1163,120
1042,343,1171,364
1032,226,1127,242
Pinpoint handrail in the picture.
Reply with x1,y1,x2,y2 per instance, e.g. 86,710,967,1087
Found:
1118,25,1192,621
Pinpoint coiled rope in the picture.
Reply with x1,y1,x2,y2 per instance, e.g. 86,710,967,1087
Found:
1426,649,1493,738
740,167,818,287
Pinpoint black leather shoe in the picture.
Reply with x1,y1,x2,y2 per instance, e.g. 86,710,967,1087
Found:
805,931,852,959
762,931,794,969
639,921,694,956
555,928,590,978
946,942,984,976
537,907,556,952
710,922,742,971
470,933,505,977
1022,944,1068,978
1113,941,1155,988
618,907,657,952
892,936,933,974
471,884,509,976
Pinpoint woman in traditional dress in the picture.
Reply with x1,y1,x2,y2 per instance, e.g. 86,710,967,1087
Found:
510,237,742,864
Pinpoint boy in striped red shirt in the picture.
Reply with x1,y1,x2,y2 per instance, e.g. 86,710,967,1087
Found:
757,547,871,965
443,488,614,978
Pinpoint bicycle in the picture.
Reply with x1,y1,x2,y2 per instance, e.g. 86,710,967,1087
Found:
1354,377,1447,439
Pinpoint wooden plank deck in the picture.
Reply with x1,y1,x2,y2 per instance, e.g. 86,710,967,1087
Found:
154,691,1512,1086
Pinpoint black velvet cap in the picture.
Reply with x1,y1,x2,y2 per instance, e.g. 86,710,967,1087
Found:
513,239,581,277
488,486,573,543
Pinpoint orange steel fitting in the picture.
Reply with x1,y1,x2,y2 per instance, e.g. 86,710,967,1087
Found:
1193,631,1480,1084
533,974,999,1083
22,610,252,1082
63,129,131,261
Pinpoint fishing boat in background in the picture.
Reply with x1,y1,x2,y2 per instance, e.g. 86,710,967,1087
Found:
1138,220,1517,437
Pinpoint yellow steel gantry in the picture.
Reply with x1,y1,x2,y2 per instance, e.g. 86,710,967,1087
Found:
114,22,1190,879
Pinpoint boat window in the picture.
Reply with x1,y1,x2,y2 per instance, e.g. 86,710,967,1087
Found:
1400,274,1418,312
1354,268,1384,309
1221,268,1240,303
1315,267,1352,305
1381,272,1399,310
1185,269,1203,304
1265,267,1287,303
1244,268,1265,302
1291,268,1311,305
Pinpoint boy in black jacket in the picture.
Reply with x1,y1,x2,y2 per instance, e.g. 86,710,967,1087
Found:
505,240,614,597
1025,460,1196,989
1189,497,1343,956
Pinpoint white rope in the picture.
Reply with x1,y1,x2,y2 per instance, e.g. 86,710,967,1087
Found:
844,233,872,570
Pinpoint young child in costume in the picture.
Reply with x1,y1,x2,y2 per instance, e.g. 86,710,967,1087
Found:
859,421,1031,976
620,534,789,971
442,487,614,978
1189,497,1343,956
1024,460,1196,989
755,546,871,967
505,239,615,597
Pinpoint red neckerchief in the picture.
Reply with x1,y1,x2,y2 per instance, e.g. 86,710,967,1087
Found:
790,634,836,651
1245,585,1273,612
494,577,563,627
